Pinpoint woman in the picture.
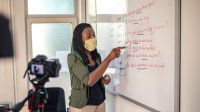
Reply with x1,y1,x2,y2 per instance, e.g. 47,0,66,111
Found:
67,23,124,112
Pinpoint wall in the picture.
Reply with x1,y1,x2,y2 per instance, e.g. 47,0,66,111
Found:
0,0,14,105
0,0,27,106
181,0,200,112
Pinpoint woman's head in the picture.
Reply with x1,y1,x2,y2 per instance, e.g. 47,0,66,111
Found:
72,23,100,64
80,25,97,52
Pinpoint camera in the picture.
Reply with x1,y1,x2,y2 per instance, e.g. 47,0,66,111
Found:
18,55,63,112
28,55,61,77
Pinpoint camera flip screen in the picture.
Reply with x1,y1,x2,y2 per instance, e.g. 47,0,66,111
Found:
31,64,44,75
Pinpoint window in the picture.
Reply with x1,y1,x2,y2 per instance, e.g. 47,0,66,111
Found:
26,0,78,107
28,0,74,15
31,23,72,57
95,0,126,59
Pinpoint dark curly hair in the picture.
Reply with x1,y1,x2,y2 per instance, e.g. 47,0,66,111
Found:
72,23,101,65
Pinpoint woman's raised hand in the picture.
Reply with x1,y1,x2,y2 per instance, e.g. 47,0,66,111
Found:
107,47,126,61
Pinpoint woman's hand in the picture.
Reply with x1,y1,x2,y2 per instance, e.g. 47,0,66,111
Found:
102,74,111,85
87,47,125,87
107,47,126,61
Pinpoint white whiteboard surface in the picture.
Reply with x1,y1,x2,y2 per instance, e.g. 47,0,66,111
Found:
96,0,180,112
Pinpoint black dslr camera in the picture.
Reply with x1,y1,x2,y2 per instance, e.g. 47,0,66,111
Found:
28,55,61,78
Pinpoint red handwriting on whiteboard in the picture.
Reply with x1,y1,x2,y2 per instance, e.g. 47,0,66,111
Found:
127,0,156,17
126,25,165,36
127,62,165,69
127,16,150,25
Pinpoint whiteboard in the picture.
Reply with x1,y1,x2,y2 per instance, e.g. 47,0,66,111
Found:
95,0,180,112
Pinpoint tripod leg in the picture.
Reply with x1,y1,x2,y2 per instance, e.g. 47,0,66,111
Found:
12,89,34,112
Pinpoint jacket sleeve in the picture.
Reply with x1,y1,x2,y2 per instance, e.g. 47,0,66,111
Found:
67,53,89,85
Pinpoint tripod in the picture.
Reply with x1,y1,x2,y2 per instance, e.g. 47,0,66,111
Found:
0,91,33,112
1,75,49,112
10,89,33,112
11,76,49,112
10,84,48,112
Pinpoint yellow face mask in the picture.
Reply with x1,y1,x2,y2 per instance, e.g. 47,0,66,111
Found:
84,38,97,52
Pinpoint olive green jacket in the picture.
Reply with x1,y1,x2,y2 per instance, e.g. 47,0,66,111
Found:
67,51,105,108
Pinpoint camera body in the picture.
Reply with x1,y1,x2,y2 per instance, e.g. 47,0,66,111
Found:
28,55,61,77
